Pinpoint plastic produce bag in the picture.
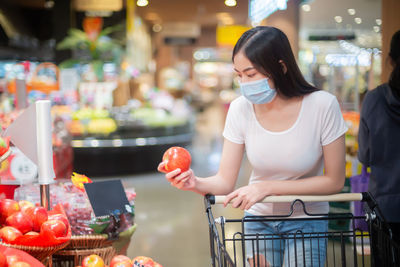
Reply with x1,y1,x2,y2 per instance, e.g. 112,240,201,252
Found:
350,166,370,232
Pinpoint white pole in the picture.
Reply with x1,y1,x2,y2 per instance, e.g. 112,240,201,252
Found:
35,100,54,209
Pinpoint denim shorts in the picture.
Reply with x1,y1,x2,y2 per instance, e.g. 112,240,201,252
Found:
244,212,328,267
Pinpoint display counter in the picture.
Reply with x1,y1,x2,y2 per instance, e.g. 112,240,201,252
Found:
71,121,195,176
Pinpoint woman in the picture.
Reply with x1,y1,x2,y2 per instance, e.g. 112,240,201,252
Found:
159,26,347,267
358,30,400,252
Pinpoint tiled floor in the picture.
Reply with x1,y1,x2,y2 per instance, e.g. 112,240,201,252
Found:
99,102,251,266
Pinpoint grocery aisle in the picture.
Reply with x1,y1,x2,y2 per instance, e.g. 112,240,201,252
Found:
98,101,251,266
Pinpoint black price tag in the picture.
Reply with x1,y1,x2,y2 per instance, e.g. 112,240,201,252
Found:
84,180,131,217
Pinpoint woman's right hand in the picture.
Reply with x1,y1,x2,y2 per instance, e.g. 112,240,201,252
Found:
157,162,196,191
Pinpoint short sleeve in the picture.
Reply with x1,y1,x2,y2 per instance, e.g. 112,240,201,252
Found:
321,96,348,146
222,98,245,144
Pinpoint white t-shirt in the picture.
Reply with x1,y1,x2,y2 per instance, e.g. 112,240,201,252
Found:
223,90,348,216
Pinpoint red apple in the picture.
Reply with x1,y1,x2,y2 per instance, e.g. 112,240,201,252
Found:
23,207,48,232
18,201,35,213
110,255,132,267
5,212,33,234
162,147,191,172
132,256,154,267
9,262,31,267
48,214,69,230
24,231,39,236
0,251,6,267
0,226,23,242
6,255,19,266
82,254,104,267
40,219,67,238
0,199,20,223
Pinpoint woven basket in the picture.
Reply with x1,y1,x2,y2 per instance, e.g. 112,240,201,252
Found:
52,246,116,267
0,240,71,262
65,234,113,250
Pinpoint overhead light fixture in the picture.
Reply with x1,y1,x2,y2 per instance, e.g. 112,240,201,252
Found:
44,0,54,9
354,17,362,24
376,19,382,26
334,16,343,23
152,24,162,32
347,9,356,15
137,0,149,7
225,0,237,7
373,26,380,33
302,4,311,12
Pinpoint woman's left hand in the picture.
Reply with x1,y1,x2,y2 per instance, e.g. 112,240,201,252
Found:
223,182,271,210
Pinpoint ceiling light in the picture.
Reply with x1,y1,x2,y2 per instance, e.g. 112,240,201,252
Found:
334,16,342,23
373,26,380,33
354,17,362,24
137,0,148,7
224,0,237,7
376,19,382,25
152,24,162,32
302,4,311,12
347,9,356,15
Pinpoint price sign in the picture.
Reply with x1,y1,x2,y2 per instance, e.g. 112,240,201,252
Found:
9,147,38,184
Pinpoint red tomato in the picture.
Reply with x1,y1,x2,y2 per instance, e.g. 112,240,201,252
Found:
82,254,104,267
162,147,191,172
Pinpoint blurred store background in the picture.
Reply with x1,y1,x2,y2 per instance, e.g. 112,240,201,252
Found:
0,0,399,266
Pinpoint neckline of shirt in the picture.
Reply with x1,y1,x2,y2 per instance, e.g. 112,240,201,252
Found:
249,94,306,135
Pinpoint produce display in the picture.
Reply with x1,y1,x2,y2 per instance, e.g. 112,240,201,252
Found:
0,199,70,246
0,245,45,267
162,146,191,172
79,254,162,267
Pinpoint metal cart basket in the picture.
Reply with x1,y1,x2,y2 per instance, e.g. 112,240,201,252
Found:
205,193,400,267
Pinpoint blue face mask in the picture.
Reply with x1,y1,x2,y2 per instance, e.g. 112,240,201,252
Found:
240,78,277,104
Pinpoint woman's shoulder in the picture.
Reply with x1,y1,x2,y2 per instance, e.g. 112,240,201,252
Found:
305,90,337,106
229,95,252,110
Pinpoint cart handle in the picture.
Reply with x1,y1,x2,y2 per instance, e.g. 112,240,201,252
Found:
208,193,366,205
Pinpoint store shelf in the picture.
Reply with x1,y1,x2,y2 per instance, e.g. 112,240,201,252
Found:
71,122,195,176
71,133,193,148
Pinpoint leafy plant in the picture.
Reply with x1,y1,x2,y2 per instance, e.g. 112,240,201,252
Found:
57,24,123,61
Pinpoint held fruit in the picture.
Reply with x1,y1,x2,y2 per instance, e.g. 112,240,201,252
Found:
162,147,191,172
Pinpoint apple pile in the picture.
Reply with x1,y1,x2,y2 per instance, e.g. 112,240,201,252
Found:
0,198,69,244
79,254,162,267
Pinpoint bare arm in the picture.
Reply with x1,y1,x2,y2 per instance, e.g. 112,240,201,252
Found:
225,135,346,209
159,139,245,196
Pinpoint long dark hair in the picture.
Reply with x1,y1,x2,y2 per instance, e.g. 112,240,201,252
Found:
233,26,319,98
389,30,400,98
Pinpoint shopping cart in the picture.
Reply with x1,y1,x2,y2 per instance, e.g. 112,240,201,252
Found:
204,193,400,267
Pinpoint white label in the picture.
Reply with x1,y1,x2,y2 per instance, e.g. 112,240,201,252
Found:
10,148,38,183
